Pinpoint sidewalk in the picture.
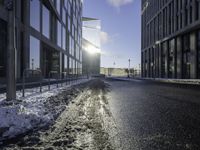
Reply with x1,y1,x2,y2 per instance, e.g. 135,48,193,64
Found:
0,78,90,142
107,76,200,85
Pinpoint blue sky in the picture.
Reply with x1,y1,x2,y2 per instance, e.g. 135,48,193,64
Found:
83,0,141,69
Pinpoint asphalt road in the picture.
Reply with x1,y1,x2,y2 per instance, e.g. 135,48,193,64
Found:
106,78,200,150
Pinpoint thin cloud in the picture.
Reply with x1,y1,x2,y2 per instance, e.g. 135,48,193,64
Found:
100,31,119,45
100,31,109,44
107,0,134,8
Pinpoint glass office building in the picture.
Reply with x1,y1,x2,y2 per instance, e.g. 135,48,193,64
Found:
82,17,101,75
0,0,82,80
141,0,200,79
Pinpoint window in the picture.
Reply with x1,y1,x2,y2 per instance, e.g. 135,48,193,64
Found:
183,35,191,79
73,59,75,74
30,0,40,31
57,21,62,47
69,57,72,74
169,39,175,78
71,38,74,56
62,8,66,24
195,0,199,20
161,42,167,78
68,16,71,32
64,55,68,72
42,5,50,38
56,0,60,15
30,36,40,70
64,0,68,9
62,27,66,50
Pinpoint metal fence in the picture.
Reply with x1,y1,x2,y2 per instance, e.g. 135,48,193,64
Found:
21,69,87,98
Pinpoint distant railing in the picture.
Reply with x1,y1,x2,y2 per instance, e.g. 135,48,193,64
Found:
48,71,59,90
21,69,87,97
22,69,42,97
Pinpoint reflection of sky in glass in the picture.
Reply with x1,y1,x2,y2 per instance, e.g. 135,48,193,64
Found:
83,20,101,48
30,0,40,31
42,5,50,38
62,27,66,50
30,36,40,70
57,21,62,47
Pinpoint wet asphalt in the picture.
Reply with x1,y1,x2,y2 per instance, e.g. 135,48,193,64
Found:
106,78,200,150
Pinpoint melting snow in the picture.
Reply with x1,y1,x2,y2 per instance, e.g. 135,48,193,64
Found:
0,79,89,141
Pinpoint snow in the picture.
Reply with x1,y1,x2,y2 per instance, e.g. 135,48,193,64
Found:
0,79,89,142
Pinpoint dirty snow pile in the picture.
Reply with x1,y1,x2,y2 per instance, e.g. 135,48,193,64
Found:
0,80,88,142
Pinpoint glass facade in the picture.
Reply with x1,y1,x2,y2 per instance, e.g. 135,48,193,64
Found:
69,57,72,74
183,35,191,79
82,18,101,75
57,21,62,47
64,55,68,72
56,0,61,15
30,0,40,31
62,8,66,25
142,0,200,79
62,27,66,50
30,36,40,70
0,0,82,79
42,5,50,38
169,39,175,78
161,42,167,78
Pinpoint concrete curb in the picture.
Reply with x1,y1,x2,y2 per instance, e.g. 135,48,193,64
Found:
107,77,200,86
141,78,200,85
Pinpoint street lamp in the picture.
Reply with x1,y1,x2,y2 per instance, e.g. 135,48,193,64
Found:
5,0,16,101
128,59,131,78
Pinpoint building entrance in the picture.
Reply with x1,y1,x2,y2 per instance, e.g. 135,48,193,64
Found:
42,45,60,78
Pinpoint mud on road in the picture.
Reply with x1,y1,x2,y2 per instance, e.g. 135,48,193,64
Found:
2,79,118,150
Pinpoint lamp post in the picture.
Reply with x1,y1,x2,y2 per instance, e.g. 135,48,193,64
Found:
139,64,141,77
5,0,16,101
112,62,116,76
128,59,130,78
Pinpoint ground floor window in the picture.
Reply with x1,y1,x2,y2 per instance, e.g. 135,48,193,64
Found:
0,19,7,78
69,57,72,75
161,42,166,78
64,55,68,72
30,36,40,70
182,35,191,79
151,48,154,77
42,44,60,77
169,39,175,78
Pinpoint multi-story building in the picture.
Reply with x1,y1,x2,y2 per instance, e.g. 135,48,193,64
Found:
141,0,200,79
82,17,101,76
0,0,82,81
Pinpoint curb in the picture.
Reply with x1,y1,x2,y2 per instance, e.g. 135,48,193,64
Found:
107,77,200,86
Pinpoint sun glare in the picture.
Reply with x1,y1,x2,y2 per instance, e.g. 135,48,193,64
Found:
85,44,101,54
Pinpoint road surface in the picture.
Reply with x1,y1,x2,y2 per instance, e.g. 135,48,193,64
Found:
107,78,200,150
2,79,200,150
